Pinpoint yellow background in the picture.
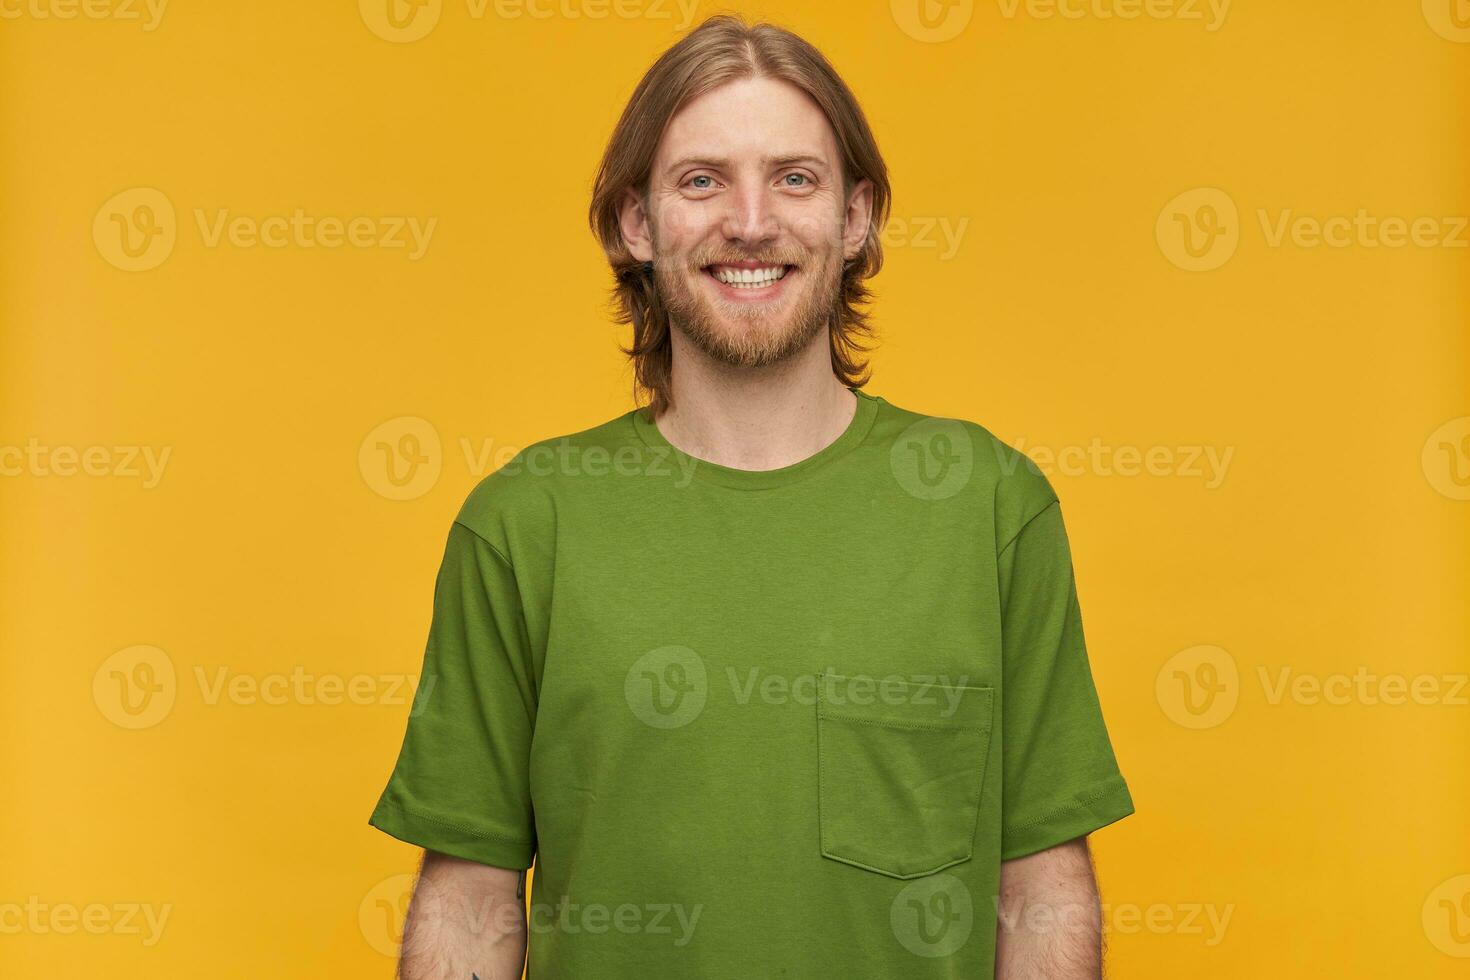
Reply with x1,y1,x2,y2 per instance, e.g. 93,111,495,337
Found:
2,0,1468,976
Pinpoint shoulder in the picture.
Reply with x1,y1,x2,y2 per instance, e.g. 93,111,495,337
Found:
452,408,640,551
868,390,1060,544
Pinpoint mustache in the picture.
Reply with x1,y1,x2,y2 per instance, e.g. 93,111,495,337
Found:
685,250,807,268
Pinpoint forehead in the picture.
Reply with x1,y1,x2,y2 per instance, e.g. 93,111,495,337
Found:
654,75,840,172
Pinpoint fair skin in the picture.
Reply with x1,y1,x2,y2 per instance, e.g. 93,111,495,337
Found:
618,74,870,470
399,73,1108,979
399,851,526,980
997,838,1108,978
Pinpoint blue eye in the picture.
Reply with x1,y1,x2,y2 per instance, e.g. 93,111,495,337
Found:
784,173,809,187
690,175,713,189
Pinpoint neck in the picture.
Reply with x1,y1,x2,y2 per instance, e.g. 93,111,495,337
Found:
653,331,858,472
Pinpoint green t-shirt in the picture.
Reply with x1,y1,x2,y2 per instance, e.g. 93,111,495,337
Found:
369,387,1134,978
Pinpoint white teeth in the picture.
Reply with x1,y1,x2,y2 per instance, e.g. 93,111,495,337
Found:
710,265,788,287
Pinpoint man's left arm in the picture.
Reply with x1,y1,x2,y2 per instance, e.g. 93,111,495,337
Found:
993,481,1134,977
995,837,1105,978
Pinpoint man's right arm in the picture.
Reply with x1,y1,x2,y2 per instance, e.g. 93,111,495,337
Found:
400,850,528,980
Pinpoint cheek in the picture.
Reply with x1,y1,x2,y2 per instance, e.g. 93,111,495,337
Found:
653,201,717,253
782,208,845,253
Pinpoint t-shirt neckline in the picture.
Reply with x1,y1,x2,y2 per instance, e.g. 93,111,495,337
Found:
631,387,882,490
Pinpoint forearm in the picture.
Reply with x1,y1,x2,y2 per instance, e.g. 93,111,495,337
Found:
399,852,529,980
995,839,1104,979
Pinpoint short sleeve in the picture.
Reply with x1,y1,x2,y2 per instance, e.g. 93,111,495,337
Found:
368,520,538,869
998,499,1134,861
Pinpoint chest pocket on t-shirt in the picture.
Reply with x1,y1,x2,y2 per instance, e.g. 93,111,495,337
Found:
815,673,994,880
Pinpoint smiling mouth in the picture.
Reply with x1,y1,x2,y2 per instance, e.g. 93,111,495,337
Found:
701,263,797,289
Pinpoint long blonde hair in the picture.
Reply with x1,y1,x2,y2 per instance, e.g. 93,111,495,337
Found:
587,13,892,418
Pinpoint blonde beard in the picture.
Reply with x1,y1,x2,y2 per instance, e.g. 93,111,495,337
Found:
654,252,841,369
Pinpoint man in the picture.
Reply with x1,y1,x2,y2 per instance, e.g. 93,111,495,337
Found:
369,14,1134,979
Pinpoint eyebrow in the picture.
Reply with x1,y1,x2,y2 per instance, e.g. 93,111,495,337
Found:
663,154,830,176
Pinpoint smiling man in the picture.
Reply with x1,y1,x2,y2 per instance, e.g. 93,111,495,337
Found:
369,14,1134,979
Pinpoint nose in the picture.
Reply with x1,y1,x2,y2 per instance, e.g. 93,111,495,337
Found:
718,179,779,251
